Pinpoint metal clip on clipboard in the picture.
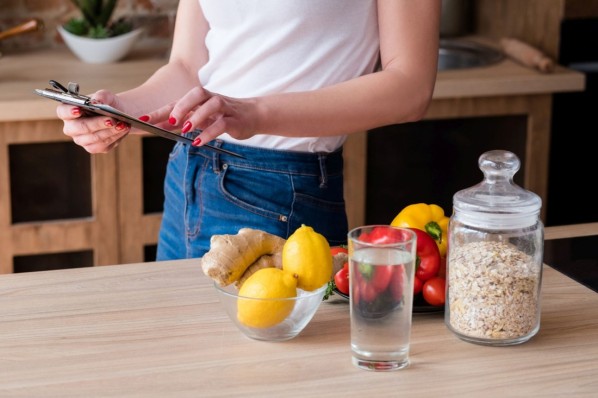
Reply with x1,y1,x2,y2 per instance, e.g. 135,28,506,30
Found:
34,80,245,159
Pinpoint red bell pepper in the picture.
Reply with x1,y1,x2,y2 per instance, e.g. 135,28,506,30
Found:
408,227,441,293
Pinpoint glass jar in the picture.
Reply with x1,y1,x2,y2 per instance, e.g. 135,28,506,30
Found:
445,150,543,346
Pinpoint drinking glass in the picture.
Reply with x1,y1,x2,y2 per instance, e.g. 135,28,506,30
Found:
348,225,416,371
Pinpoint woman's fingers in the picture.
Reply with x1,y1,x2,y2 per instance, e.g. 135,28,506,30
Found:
55,89,131,154
56,103,83,121
72,127,129,154
63,116,130,154
139,104,174,126
169,87,211,126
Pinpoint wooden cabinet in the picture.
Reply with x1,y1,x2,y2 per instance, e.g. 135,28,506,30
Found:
115,135,173,264
0,119,120,272
0,49,166,273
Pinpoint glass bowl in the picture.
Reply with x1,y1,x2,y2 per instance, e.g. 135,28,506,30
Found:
214,282,327,341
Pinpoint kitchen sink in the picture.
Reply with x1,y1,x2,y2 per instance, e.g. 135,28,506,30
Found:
438,39,504,70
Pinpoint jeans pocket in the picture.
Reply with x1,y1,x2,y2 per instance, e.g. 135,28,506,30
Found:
218,164,291,221
168,142,184,161
289,191,348,246
215,161,347,244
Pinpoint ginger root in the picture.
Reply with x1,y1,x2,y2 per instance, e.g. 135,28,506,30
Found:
332,251,348,276
235,252,283,288
201,228,286,287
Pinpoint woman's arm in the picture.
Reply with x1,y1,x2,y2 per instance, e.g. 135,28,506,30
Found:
56,0,210,153
162,0,441,145
118,0,210,117
256,0,441,136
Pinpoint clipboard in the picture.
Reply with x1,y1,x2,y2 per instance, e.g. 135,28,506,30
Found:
34,80,245,159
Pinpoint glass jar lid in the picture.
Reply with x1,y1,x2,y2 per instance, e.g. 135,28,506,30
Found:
453,150,542,229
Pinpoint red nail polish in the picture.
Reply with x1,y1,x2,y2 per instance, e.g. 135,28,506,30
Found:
71,107,81,116
181,121,192,133
192,137,202,146
139,115,150,122
115,121,127,131
168,116,177,125
104,119,114,127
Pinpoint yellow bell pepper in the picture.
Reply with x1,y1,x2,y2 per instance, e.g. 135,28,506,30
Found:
390,203,449,257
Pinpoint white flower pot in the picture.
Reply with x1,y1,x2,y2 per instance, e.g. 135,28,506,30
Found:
58,25,143,64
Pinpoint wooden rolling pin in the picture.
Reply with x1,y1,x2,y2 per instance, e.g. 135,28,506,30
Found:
500,37,555,73
0,18,44,41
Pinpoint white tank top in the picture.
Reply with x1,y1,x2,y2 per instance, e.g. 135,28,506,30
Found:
197,0,380,152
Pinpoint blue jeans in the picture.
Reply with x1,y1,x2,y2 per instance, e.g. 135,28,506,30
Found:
156,138,348,260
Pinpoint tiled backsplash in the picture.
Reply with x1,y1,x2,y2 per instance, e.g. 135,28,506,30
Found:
0,0,178,53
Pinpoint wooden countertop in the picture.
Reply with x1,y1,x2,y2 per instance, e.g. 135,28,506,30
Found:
0,47,168,123
0,44,585,122
0,259,596,397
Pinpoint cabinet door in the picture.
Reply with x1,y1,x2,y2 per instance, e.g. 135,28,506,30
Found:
117,135,174,264
366,115,527,224
0,120,119,273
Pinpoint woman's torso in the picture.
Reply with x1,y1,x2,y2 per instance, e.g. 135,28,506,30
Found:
197,0,380,152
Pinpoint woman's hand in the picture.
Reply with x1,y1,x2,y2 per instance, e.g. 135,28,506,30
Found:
138,86,259,147
56,89,131,154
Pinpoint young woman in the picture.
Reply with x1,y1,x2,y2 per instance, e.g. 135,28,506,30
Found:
56,0,441,260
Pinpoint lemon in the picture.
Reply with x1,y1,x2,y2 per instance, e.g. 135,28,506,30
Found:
282,224,332,291
237,268,297,328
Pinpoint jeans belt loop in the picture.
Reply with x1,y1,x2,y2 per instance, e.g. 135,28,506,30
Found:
317,152,328,189
211,139,223,172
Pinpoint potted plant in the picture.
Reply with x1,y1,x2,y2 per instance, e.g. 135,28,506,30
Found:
58,0,143,64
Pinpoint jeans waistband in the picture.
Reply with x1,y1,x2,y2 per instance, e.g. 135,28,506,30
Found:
185,132,343,188
187,139,343,175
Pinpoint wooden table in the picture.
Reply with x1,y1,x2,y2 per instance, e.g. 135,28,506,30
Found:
1,260,596,397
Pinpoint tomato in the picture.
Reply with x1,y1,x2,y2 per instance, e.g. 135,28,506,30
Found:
330,246,348,256
422,276,446,307
334,263,350,294
356,263,393,295
359,280,377,303
352,281,360,306
370,265,393,293
413,275,423,295
408,228,441,282
390,265,404,301
358,226,410,245
438,256,447,279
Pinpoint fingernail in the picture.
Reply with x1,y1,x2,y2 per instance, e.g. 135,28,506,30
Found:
104,119,114,127
71,107,81,116
139,115,150,122
168,116,177,125
181,121,192,133
192,137,202,146
115,121,127,131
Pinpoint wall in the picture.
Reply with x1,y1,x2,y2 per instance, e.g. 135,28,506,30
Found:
0,0,178,54
474,0,598,59
474,0,565,58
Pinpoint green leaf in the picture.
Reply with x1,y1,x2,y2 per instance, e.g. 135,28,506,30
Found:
88,25,110,39
110,18,133,37
63,18,90,36
69,0,123,35
98,0,118,28
358,263,373,279
323,280,336,301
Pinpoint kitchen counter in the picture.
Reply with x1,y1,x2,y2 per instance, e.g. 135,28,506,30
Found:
0,257,596,396
0,47,168,123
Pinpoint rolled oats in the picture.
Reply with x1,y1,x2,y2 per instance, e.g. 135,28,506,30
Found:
448,241,540,340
